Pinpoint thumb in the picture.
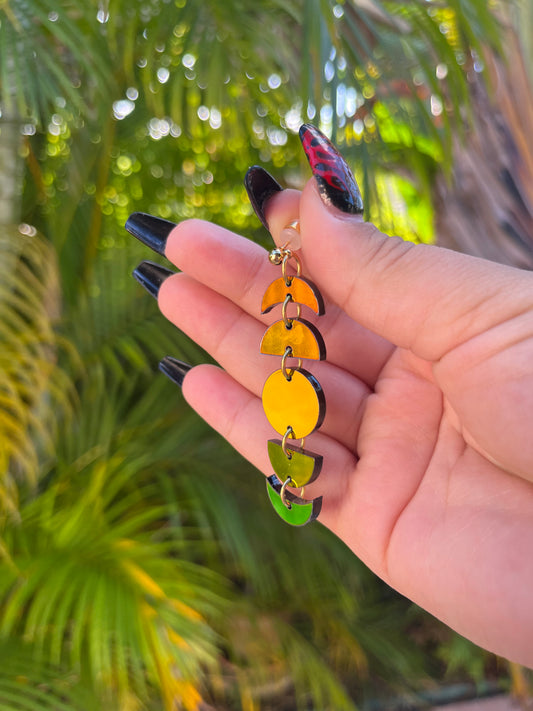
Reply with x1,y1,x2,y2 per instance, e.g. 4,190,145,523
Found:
298,124,533,362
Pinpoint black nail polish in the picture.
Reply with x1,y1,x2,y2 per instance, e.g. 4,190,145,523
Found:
133,261,175,299
244,166,283,230
159,356,192,388
125,212,177,255
299,124,364,215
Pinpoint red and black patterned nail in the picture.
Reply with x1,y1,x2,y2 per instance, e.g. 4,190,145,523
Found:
299,124,364,215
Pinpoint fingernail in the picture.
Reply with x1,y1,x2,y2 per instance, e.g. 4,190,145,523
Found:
125,212,177,255
159,356,192,388
244,166,283,230
132,260,175,299
299,124,364,215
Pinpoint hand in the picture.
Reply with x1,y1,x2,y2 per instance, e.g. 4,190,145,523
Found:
126,126,533,668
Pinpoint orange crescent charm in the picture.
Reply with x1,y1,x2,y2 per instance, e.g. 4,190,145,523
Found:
260,319,326,360
261,276,325,315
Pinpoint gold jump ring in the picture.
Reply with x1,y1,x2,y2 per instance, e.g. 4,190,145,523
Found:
280,476,293,510
281,294,301,329
282,425,296,460
281,346,302,381
282,252,302,287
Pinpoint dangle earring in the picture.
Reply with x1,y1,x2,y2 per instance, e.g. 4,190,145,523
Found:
260,221,326,525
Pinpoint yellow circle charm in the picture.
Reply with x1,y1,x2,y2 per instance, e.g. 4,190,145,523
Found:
261,369,326,439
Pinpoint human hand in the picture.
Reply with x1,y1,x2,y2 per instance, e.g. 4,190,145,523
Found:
126,126,533,668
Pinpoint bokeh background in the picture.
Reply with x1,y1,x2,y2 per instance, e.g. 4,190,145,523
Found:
1,1,532,709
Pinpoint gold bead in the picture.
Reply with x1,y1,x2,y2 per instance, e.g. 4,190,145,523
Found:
269,248,284,265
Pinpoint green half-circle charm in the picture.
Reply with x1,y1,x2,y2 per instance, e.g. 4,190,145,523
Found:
266,475,322,526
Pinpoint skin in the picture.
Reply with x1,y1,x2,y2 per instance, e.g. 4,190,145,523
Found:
157,179,533,667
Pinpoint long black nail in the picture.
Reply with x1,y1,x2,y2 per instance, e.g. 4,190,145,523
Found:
133,261,175,299
159,356,192,387
244,166,283,230
125,212,177,255
299,124,364,215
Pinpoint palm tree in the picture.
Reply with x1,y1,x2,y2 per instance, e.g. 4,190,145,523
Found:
1,1,529,709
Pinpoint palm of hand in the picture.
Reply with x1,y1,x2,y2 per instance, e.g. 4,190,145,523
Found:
336,332,533,665
160,203,533,667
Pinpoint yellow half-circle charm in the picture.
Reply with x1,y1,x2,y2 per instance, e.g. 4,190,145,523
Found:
261,276,325,315
262,369,326,438
260,319,326,360
267,439,323,488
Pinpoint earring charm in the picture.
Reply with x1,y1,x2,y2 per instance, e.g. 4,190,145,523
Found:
260,228,326,526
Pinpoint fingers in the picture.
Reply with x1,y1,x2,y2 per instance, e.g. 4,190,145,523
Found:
158,272,370,451
163,219,392,387
180,364,358,524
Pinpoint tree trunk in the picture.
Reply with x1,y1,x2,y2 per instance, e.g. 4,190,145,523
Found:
433,32,533,269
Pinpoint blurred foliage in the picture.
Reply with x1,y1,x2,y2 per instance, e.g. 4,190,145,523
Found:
0,0,520,708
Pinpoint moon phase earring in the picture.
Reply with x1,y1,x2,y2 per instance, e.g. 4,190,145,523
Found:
260,221,326,525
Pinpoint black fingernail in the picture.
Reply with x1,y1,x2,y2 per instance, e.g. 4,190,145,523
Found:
132,261,175,299
299,124,364,215
244,166,283,230
125,212,177,255
159,356,192,388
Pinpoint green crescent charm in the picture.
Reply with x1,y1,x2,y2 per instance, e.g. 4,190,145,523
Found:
266,475,322,526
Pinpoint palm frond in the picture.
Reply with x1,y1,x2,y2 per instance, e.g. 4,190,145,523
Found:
0,225,76,509
0,0,114,124
0,639,99,711
63,242,204,380
0,432,229,708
